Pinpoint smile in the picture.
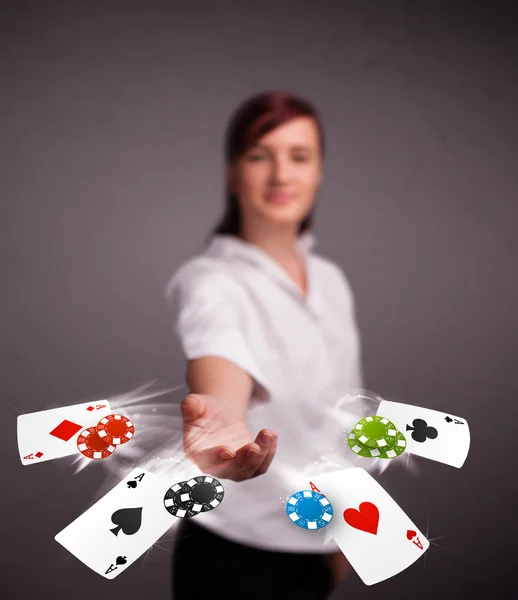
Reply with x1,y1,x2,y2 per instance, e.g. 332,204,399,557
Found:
265,192,293,204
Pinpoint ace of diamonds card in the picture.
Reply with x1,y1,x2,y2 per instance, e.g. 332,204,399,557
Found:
17,400,112,466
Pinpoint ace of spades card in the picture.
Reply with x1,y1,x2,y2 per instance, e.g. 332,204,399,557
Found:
55,468,174,579
377,400,470,468
309,468,429,586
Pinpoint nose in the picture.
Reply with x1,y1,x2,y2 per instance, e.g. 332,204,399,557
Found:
270,155,292,185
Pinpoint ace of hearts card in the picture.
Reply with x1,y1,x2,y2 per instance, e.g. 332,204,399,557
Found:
309,468,429,586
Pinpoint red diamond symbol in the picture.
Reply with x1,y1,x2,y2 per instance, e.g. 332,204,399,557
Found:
49,420,83,442
35,452,44,458
86,406,94,412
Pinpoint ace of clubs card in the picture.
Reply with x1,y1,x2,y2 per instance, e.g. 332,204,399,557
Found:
377,400,470,468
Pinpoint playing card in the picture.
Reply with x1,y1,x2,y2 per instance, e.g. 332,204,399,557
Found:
55,468,175,579
310,468,429,586
377,400,470,468
17,401,112,466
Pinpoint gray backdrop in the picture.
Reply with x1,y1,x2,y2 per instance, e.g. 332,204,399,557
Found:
1,1,517,598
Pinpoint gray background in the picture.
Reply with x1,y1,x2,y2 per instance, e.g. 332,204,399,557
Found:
1,1,517,598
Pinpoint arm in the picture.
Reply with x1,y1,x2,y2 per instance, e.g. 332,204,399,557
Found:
185,356,253,421
167,264,277,480
181,356,278,482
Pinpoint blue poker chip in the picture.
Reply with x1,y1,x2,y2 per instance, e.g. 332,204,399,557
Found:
286,490,334,530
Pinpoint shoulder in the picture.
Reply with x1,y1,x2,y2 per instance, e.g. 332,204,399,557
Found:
311,253,354,295
310,252,358,315
164,254,245,306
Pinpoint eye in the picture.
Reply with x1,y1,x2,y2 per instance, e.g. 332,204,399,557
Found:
293,155,310,162
246,153,267,162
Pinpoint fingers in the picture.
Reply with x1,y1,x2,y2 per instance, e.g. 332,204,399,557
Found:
183,425,278,482
232,429,278,481
218,446,237,460
187,444,236,471
233,442,263,480
253,429,278,476
181,394,205,423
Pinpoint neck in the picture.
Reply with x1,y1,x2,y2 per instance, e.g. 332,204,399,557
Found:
239,221,303,263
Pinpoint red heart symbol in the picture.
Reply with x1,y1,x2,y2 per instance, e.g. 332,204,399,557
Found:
406,529,417,540
343,501,379,535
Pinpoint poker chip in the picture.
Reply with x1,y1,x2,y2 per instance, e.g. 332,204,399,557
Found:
180,476,225,514
378,430,407,458
352,415,398,449
348,429,407,459
77,426,116,459
164,476,225,518
286,490,333,530
97,414,135,445
164,481,192,518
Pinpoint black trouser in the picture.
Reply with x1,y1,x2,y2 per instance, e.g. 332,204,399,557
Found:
171,519,334,600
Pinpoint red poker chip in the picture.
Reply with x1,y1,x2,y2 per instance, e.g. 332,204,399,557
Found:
77,426,116,459
96,414,135,446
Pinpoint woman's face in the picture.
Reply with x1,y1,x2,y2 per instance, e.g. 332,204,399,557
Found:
229,116,322,232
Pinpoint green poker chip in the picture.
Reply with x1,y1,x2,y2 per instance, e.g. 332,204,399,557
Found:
352,415,399,449
347,429,407,460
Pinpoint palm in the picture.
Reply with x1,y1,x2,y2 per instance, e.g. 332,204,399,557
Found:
182,394,277,482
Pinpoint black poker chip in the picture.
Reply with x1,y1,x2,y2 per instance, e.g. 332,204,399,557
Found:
163,481,193,518
164,476,225,518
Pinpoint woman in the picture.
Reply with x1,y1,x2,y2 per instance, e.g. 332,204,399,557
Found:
166,91,363,599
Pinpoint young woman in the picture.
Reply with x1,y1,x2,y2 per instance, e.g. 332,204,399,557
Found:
166,91,364,599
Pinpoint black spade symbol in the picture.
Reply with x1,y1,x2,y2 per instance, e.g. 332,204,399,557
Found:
116,556,127,565
110,507,143,536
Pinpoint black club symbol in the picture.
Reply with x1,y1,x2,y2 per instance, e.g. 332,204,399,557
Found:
406,419,438,443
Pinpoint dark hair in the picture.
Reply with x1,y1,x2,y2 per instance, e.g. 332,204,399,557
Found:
211,91,326,238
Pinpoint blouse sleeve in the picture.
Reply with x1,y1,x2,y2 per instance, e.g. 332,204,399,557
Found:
165,260,270,394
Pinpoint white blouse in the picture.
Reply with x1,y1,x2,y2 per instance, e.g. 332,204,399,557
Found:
164,232,365,553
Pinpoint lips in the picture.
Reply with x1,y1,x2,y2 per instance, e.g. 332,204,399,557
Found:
266,192,292,204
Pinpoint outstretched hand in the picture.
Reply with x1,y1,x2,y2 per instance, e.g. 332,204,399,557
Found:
181,393,278,482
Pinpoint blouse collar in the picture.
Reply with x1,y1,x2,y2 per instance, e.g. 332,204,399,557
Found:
204,231,323,317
